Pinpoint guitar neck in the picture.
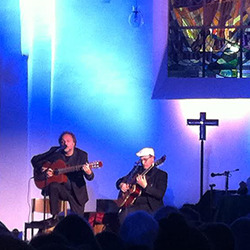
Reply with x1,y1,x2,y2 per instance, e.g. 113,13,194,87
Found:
57,164,83,175
141,164,154,176
56,162,101,175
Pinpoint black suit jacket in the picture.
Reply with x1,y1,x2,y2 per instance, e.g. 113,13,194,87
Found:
116,165,168,212
31,146,94,205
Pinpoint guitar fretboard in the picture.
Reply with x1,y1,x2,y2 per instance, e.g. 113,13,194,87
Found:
55,162,102,175
57,165,83,174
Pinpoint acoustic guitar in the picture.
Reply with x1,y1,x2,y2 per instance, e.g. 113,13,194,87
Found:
34,159,103,189
116,155,166,209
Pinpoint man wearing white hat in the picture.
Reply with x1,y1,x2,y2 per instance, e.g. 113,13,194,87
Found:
116,147,168,224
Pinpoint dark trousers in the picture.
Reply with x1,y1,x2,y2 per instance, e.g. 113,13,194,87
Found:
48,182,85,216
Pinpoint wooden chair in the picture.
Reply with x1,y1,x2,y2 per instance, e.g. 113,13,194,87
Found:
24,198,67,241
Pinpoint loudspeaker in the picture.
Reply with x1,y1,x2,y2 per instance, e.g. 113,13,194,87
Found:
196,189,237,222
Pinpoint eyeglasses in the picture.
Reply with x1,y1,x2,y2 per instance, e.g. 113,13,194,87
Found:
140,156,152,162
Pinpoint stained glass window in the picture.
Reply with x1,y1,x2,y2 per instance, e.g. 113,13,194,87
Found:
168,0,250,78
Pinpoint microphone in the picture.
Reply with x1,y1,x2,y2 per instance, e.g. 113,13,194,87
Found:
211,168,240,177
55,145,67,152
211,172,225,177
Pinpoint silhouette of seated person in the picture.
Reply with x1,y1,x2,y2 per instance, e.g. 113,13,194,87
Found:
0,234,34,250
29,230,73,250
230,216,250,250
153,205,180,222
199,222,235,250
95,231,125,250
154,212,210,250
119,210,159,250
53,214,101,250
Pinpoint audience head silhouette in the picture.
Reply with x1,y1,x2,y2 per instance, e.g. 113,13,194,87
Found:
230,216,250,250
0,234,34,250
53,214,101,250
155,212,210,250
95,230,124,250
29,231,72,250
119,210,159,250
199,222,234,250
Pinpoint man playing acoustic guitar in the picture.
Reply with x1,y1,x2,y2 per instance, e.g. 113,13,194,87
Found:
31,131,96,225
116,147,168,224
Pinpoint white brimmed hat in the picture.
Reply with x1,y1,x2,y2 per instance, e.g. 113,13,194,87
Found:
136,147,155,157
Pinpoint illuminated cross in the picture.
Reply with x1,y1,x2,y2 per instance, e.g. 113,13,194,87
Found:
187,112,219,199
187,112,219,140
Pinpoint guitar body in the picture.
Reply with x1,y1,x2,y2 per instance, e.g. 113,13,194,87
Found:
34,159,103,189
34,160,68,189
116,184,142,208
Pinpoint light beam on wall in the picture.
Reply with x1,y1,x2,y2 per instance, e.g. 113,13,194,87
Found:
19,0,55,56
20,0,152,145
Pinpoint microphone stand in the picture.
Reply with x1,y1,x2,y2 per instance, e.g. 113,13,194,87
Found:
224,169,239,195
211,169,239,195
225,171,230,195
209,184,216,222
